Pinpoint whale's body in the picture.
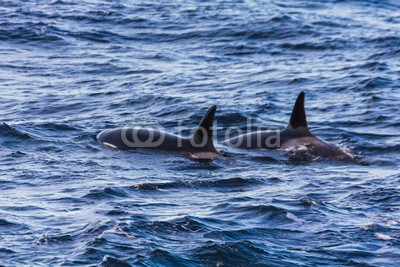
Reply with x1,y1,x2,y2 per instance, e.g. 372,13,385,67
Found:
224,92,357,163
97,106,222,160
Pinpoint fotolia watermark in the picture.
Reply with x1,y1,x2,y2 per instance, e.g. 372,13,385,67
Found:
119,119,281,148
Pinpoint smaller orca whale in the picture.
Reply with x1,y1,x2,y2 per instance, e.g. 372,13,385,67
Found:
97,106,222,160
224,92,358,163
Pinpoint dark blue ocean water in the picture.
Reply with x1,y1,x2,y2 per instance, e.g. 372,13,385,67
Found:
0,0,399,266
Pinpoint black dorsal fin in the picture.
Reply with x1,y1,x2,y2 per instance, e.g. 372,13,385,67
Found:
288,92,308,129
191,105,217,151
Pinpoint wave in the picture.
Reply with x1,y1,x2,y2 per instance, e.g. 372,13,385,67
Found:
345,187,400,206
1,0,399,266
0,123,31,140
131,177,262,192
0,23,68,45
0,218,30,232
211,203,301,225
189,241,274,267
99,256,132,267
83,187,130,200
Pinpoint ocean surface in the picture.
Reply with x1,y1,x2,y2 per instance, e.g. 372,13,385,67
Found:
0,0,399,266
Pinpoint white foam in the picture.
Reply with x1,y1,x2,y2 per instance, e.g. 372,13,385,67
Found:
375,233,394,240
286,212,305,223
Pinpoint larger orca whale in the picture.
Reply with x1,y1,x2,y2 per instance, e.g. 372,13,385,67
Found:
224,92,358,163
97,106,222,160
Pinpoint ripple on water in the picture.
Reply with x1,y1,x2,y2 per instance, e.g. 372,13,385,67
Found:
0,0,399,266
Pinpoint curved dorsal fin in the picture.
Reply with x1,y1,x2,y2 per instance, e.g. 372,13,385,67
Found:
287,91,308,129
191,105,217,151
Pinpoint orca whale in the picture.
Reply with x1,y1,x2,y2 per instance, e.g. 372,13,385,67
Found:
224,92,358,163
97,106,222,160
